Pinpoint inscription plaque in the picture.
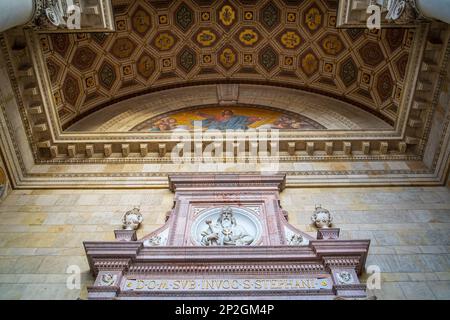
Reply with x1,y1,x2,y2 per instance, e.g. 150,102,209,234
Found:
123,277,333,292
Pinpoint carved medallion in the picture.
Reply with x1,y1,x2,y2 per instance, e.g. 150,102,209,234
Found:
300,51,319,77
153,32,177,51
340,57,357,87
191,207,262,246
137,53,156,79
50,34,70,58
359,42,384,67
85,76,95,89
201,11,211,22
259,46,278,72
178,47,196,73
72,47,97,71
260,2,280,31
175,3,194,32
238,28,260,46
62,74,80,106
195,29,217,47
376,69,394,102
279,30,302,49
336,271,354,285
219,47,237,70
287,12,297,23
111,38,136,60
320,34,344,56
99,61,117,90
202,54,212,64
100,273,117,286
244,11,254,21
131,6,152,36
158,14,168,25
304,6,323,33
218,4,236,27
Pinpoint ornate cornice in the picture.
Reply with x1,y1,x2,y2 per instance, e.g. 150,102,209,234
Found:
84,243,370,275
169,174,286,192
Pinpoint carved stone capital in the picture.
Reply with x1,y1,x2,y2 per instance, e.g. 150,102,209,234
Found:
323,256,360,270
114,230,137,242
317,228,340,240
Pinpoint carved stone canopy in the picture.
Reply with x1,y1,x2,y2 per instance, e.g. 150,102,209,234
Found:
84,174,370,300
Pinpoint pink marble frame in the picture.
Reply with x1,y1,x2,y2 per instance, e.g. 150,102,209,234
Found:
84,174,370,300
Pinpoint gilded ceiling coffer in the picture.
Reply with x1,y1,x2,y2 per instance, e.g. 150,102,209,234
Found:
84,174,371,300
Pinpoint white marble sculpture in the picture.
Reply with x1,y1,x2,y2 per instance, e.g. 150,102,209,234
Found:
311,204,333,228
200,206,254,246
122,207,143,230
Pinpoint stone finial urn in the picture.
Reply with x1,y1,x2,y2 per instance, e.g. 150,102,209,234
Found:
311,204,332,228
122,207,143,230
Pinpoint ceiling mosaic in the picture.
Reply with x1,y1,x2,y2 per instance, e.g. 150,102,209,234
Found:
39,0,415,128
130,105,327,132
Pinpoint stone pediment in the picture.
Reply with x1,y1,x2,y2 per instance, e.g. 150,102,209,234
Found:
141,174,308,247
84,174,370,299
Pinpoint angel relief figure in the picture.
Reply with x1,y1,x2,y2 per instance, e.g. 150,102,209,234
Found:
200,207,254,246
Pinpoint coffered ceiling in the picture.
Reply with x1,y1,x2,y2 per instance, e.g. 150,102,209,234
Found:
39,0,414,128
1,0,449,189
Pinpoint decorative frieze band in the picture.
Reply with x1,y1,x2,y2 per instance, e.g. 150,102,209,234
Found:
93,259,131,272
127,263,326,274
323,257,362,269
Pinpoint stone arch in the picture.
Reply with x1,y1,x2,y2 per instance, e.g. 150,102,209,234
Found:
67,84,392,132
0,163,9,202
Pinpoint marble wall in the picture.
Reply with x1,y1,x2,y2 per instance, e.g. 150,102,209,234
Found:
0,186,449,300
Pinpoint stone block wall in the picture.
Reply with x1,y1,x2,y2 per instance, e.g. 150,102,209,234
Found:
0,186,449,300
281,187,450,300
